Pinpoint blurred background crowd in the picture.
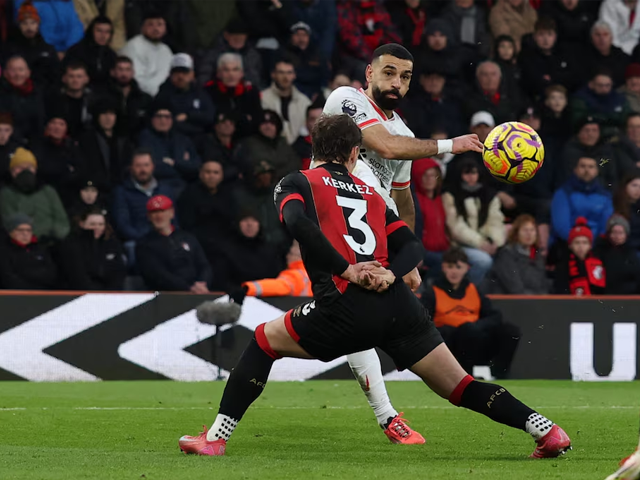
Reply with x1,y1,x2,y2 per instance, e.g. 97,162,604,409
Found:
0,0,639,298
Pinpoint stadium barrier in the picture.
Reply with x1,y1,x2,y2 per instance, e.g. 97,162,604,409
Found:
0,292,637,382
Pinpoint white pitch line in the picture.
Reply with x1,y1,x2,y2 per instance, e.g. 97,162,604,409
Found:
0,405,638,412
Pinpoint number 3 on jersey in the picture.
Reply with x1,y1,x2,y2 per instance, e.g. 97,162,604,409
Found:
336,196,376,255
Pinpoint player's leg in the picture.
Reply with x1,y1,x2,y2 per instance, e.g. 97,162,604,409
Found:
347,350,398,424
346,349,425,444
605,422,640,480
179,314,311,456
409,343,571,458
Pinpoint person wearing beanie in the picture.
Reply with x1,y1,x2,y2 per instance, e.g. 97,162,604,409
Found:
554,217,606,295
136,194,213,293
0,146,70,243
155,53,216,138
235,108,300,181
137,100,201,194
118,11,173,96
281,21,330,100
0,112,20,181
65,177,108,223
0,211,59,289
0,55,45,143
558,116,618,190
197,17,264,90
12,0,83,53
260,57,312,145
551,156,614,247
76,99,132,194
619,63,640,113
594,214,640,294
414,18,471,95
4,0,60,89
64,16,117,88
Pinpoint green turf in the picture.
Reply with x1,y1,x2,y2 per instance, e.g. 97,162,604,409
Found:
0,380,638,480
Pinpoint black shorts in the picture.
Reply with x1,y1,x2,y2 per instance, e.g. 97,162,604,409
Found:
284,282,443,371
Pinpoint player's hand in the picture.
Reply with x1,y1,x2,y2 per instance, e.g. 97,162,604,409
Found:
452,134,483,154
359,264,396,292
403,268,422,292
340,261,381,287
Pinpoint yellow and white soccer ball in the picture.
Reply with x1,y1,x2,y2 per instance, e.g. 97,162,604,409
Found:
482,121,545,184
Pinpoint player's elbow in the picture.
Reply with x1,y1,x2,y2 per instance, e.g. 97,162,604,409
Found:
376,144,395,160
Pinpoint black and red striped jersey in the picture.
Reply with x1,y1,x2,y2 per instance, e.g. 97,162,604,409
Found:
274,162,408,302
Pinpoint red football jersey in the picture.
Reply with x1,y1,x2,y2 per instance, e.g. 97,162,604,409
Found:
274,162,408,301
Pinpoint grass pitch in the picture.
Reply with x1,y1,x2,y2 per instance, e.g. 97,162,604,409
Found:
0,380,638,480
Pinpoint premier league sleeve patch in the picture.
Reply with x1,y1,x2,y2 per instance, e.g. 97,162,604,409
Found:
341,99,357,117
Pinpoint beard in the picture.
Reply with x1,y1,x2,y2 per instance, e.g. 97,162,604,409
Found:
372,85,403,111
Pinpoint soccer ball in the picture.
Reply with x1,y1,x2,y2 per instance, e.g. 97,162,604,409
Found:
482,121,545,184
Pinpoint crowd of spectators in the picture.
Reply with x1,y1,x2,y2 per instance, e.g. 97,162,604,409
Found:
0,0,639,297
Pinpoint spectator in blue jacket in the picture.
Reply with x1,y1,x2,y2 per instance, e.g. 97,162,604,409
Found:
111,149,174,265
551,156,614,245
137,101,201,194
155,53,215,138
14,0,84,54
292,0,337,59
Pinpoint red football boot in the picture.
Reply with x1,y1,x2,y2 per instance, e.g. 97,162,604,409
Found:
179,425,226,456
605,448,640,480
530,424,572,458
383,413,426,445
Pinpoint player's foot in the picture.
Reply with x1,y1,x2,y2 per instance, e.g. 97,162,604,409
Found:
605,449,640,480
530,424,572,458
383,412,426,445
179,425,226,456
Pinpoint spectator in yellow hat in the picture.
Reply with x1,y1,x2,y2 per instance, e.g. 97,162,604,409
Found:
0,147,69,244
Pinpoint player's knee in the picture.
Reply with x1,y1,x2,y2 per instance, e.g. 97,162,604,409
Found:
255,322,282,360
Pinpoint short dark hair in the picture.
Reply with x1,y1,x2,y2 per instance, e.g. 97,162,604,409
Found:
201,159,223,169
534,16,557,33
626,112,640,129
115,55,133,66
272,56,295,71
92,15,113,27
65,61,88,74
132,148,153,162
372,43,414,63
311,114,362,165
442,247,469,265
591,68,613,81
306,100,324,117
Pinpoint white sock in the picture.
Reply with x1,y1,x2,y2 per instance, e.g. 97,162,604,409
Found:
347,349,398,427
206,414,238,442
525,413,554,440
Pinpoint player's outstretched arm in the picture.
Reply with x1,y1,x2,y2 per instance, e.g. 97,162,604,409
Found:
362,124,483,160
